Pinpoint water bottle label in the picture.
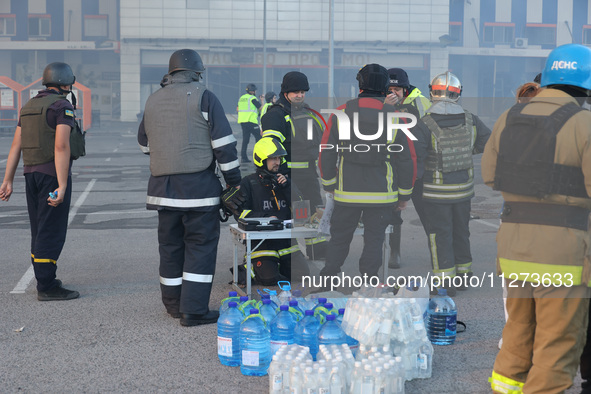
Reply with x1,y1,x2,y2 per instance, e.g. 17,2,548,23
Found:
319,387,329,394
417,354,428,370
270,340,288,354
241,350,260,366
217,336,232,357
412,317,423,331
445,315,457,336
272,373,283,390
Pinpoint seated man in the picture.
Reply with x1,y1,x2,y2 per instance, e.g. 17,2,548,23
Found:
235,137,310,286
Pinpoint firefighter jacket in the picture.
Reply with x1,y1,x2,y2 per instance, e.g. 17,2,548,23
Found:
261,95,324,169
482,88,591,286
237,168,303,220
413,103,490,204
319,93,415,207
138,71,241,211
403,86,431,118
237,93,260,124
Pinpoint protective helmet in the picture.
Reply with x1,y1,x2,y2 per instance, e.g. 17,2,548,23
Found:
281,71,310,93
168,49,205,74
42,62,76,86
265,91,276,103
356,64,389,94
253,137,287,168
540,44,591,90
387,68,410,88
429,71,462,102
246,83,257,92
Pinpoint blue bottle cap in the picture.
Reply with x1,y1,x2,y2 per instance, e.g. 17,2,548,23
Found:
326,314,336,321
305,310,314,316
289,300,298,307
229,291,238,297
250,308,259,315
261,294,270,300
280,305,289,311
263,299,271,305
318,298,327,304
325,303,333,309
228,301,238,308
338,308,345,315
240,296,249,302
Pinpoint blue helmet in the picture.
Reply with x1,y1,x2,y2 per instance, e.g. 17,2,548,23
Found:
541,44,591,90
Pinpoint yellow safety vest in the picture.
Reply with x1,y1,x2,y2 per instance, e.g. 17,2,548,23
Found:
237,94,259,124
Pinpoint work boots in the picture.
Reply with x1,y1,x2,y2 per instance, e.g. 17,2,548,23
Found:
37,280,79,301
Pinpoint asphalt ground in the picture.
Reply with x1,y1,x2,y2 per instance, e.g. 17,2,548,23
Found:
0,119,584,393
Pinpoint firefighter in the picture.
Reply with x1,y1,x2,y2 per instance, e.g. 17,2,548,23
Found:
385,67,426,269
484,43,591,393
235,137,310,285
237,83,261,162
0,62,84,301
319,64,415,279
260,91,277,117
261,71,328,259
138,49,241,326
412,72,491,293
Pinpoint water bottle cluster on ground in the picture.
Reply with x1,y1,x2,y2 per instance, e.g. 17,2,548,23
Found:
217,283,456,391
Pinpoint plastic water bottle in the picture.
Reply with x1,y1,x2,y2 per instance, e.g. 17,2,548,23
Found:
337,308,359,357
408,299,427,339
239,308,271,376
239,296,258,317
217,301,242,367
361,364,375,393
220,291,240,315
416,337,434,379
425,288,457,345
277,281,292,306
294,310,321,361
290,366,303,393
330,366,344,394
288,300,304,321
312,297,328,316
318,314,347,346
317,366,330,394
314,302,336,324
268,354,284,393
261,294,278,310
260,299,278,325
262,289,280,307
270,305,296,356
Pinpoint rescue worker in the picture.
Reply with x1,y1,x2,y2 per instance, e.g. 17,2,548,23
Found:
260,91,277,117
385,67,431,118
261,71,328,259
412,71,490,293
235,137,310,285
385,67,426,269
319,64,415,279
484,43,591,393
138,49,241,327
237,83,261,162
0,62,83,301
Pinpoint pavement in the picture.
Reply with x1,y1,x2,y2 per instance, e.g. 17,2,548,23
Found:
0,120,584,393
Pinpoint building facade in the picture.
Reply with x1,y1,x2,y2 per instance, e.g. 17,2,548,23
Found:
1,1,591,125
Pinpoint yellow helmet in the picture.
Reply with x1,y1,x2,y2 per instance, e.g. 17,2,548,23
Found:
253,137,287,168
429,71,462,102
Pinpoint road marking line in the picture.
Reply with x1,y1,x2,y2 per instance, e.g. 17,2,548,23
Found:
10,178,97,294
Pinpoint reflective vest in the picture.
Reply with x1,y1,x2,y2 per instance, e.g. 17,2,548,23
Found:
422,111,474,173
144,80,213,176
260,102,273,117
237,94,259,124
403,88,431,118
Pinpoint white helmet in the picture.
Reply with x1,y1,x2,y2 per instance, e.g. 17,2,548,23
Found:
429,71,462,102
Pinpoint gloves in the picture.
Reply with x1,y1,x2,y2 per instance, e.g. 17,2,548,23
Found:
221,186,246,217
